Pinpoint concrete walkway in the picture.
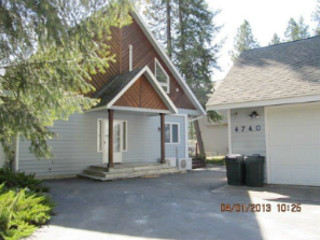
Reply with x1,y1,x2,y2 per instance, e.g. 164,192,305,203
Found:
29,166,320,240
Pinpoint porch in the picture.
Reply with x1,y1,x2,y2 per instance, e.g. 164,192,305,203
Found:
80,67,183,180
80,162,182,181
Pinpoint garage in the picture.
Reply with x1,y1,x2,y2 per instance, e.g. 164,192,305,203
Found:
207,37,320,186
266,102,320,186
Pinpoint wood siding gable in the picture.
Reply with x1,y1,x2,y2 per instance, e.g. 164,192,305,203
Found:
89,16,197,110
115,75,168,110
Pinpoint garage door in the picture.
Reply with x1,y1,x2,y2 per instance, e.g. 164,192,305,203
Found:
266,102,320,186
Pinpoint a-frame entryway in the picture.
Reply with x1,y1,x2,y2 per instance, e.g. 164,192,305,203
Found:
80,67,181,181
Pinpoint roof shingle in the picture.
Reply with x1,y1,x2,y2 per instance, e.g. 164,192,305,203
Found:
207,36,320,108
94,68,142,107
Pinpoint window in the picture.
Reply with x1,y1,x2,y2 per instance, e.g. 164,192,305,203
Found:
155,58,170,94
97,119,127,152
165,123,180,144
122,121,128,152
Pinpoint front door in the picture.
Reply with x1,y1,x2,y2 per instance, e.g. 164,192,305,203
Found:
102,120,124,164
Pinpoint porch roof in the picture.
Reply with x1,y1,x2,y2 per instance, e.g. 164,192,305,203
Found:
92,66,178,114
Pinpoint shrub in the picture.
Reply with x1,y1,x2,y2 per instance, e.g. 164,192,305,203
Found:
0,184,53,240
0,168,49,193
206,156,226,165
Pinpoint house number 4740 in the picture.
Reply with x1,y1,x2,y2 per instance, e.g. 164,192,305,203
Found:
235,125,261,132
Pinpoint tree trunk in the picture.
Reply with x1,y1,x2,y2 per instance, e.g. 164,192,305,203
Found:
194,120,205,157
166,0,172,58
178,0,184,41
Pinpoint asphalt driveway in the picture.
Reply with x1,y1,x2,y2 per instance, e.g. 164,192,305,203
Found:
29,166,320,240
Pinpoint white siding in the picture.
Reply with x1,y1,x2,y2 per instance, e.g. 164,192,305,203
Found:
230,107,266,156
18,111,186,177
198,115,228,155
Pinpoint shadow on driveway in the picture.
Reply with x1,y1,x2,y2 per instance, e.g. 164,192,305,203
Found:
28,167,320,240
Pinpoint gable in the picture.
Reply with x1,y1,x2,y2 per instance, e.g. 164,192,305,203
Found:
114,75,168,110
89,15,197,111
119,18,196,110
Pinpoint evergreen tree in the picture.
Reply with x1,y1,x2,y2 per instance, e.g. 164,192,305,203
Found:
144,0,175,57
174,0,221,157
269,33,281,45
284,17,310,41
144,0,222,157
0,0,132,159
231,20,259,61
312,0,320,35
174,0,221,106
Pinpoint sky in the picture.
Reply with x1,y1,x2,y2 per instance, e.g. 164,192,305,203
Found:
208,0,318,81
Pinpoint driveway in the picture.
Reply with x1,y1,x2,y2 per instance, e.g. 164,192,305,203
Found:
29,166,320,240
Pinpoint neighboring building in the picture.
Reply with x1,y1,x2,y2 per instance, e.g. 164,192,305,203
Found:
207,37,320,186
198,110,228,156
14,11,205,178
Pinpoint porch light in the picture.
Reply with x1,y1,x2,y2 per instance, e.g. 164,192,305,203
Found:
249,111,260,119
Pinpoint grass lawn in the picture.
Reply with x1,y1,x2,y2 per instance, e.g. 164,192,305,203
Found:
206,156,225,165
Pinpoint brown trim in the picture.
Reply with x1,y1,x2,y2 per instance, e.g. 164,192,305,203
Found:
108,109,114,168
160,113,165,164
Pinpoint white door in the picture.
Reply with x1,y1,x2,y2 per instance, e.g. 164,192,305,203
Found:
102,120,124,164
266,102,320,186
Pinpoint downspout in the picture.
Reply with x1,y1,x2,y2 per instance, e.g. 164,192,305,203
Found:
227,109,232,154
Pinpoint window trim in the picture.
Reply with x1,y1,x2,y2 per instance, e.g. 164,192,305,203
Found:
97,118,103,152
165,122,180,145
155,58,170,94
121,120,128,152
97,119,128,153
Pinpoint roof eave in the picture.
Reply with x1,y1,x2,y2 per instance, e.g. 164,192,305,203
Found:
206,95,320,111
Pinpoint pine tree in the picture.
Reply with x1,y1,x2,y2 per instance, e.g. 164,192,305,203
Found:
231,20,259,61
312,0,320,35
284,17,310,41
174,0,221,106
269,33,281,45
145,0,222,157
174,0,221,157
144,0,175,57
0,0,132,159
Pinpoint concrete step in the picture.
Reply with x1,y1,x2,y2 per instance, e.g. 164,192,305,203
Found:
83,167,179,178
80,167,183,181
89,162,171,173
89,163,170,173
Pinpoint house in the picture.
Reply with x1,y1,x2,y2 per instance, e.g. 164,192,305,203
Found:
206,37,320,186
198,110,228,156
10,11,205,179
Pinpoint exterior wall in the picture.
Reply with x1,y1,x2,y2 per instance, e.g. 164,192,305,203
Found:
199,117,228,156
230,107,266,156
18,111,186,177
115,75,168,110
90,18,197,110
